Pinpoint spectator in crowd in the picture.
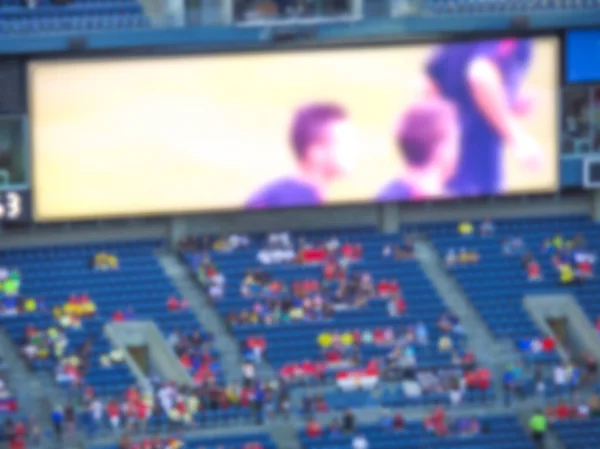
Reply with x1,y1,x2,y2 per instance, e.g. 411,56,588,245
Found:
305,417,322,438
451,417,481,437
424,405,448,436
93,252,119,271
589,394,600,417
393,412,405,431
352,434,369,449
342,408,356,434
258,233,296,265
526,258,543,281
502,236,525,256
529,409,548,449
328,418,342,437
51,406,63,440
554,363,568,395
383,239,415,260
379,411,393,430
480,218,495,236
458,221,474,236
415,321,429,346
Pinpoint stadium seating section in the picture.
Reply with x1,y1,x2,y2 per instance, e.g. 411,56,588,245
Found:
553,416,600,449
0,239,216,396
182,228,495,410
300,415,534,449
93,431,275,449
421,215,599,364
3,213,600,447
0,0,148,34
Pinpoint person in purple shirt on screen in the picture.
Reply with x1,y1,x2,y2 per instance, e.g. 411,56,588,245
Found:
245,103,355,210
377,98,460,202
423,38,545,196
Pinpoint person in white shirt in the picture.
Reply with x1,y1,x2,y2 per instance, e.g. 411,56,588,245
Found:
352,434,369,449
90,398,104,429
325,236,340,253
554,364,567,389
228,234,250,250
158,384,176,413
242,361,256,386
445,248,457,266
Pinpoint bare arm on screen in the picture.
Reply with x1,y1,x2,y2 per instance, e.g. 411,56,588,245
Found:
419,76,441,99
467,57,544,170
467,57,521,145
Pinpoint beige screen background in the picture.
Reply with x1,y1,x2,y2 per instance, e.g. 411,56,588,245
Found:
29,38,558,221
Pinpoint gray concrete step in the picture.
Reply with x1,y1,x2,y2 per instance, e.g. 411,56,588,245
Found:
156,252,277,382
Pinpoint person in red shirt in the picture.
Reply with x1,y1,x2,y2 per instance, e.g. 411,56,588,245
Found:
314,395,328,413
112,310,125,322
425,405,447,436
541,337,555,352
166,296,180,312
394,296,407,315
243,442,264,449
323,259,343,281
301,247,328,264
393,412,405,430
373,329,387,345
474,368,491,403
306,417,323,437
126,386,139,403
247,336,266,353
577,258,593,278
527,260,542,281
301,360,317,379
24,324,37,340
8,437,25,449
340,243,362,261
180,353,192,370
555,403,575,420
280,364,297,382
107,400,121,430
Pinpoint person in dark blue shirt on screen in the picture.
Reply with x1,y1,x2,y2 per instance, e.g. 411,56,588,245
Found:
377,98,460,202
245,102,355,210
424,38,545,197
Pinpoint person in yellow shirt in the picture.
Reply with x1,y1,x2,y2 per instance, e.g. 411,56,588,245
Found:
81,297,97,317
340,331,354,347
552,234,564,250
458,221,474,236
63,298,76,316
23,297,37,313
94,252,108,270
559,263,575,284
317,332,333,349
226,383,240,405
438,334,453,352
52,305,63,320
107,255,119,270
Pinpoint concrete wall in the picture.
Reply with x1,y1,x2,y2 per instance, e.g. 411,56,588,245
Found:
0,192,592,249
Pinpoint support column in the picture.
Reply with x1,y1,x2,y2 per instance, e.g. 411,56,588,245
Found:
378,203,401,234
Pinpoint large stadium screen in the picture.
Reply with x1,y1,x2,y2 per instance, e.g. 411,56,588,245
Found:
29,36,559,221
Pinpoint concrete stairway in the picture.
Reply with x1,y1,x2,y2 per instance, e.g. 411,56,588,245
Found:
414,238,521,403
156,251,277,382
0,328,71,448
